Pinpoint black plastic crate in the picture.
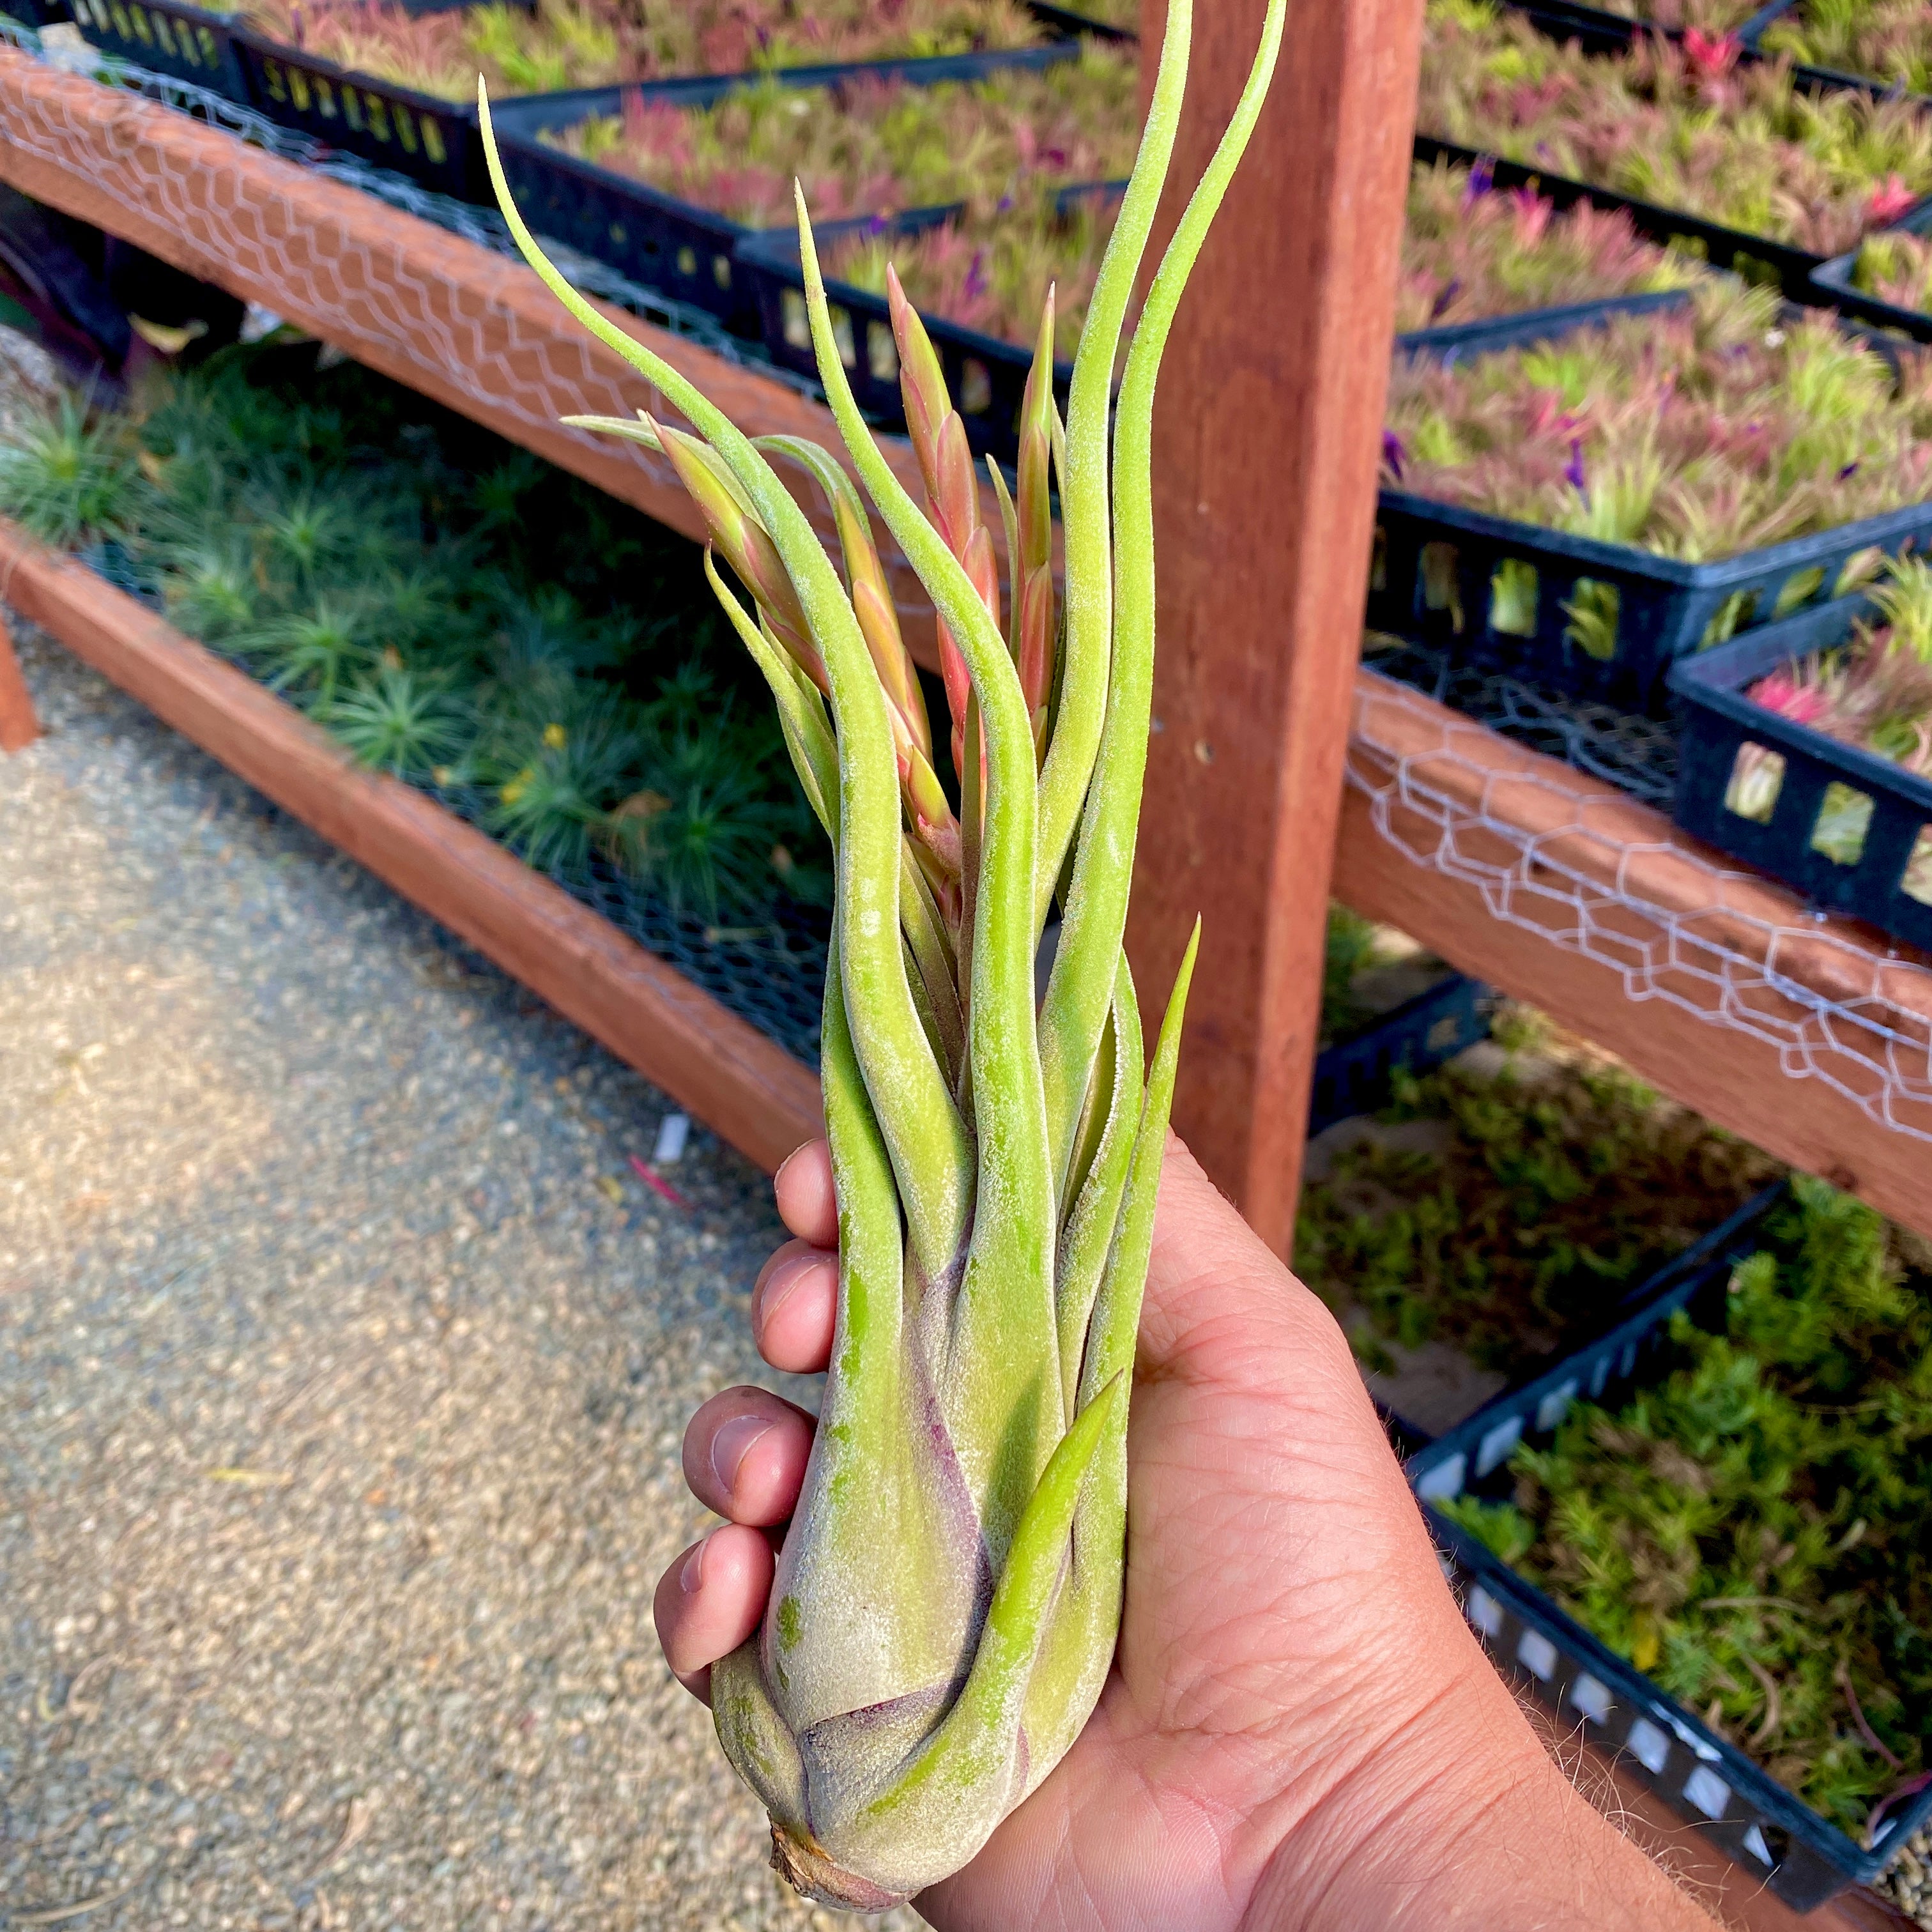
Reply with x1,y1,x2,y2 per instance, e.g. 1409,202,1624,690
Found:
1668,592,1932,953
487,47,1088,327
1813,196,1932,343
232,30,477,199
1406,1180,1932,1910
1376,288,1932,712
737,180,1119,464
1411,134,1864,300
68,0,251,100
1307,972,1492,1135
1392,284,1689,364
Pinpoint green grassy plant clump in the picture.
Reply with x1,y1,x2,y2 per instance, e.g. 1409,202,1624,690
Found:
1761,0,1932,95
1397,159,1705,331
1295,1008,1779,1379
822,181,1118,356
1419,0,1932,257
1851,225,1932,314
240,0,1048,104
1383,282,1932,565
546,45,1138,226
1317,905,1448,1045
1,353,824,922
1441,1179,1932,1833
1733,556,1932,893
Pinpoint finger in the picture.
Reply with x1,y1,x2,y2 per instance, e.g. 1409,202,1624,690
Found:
653,1524,774,1703
684,1385,816,1526
753,1241,839,1372
774,1138,838,1248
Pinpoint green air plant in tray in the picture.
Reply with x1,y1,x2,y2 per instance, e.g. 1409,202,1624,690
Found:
1295,1007,1780,1414
1726,555,1932,884
1419,0,1932,258
542,43,1137,227
1381,282,1932,608
474,0,1284,1896
1397,158,1707,332
1759,0,1932,96
236,0,1060,105
0,348,829,929
1440,1177,1932,1836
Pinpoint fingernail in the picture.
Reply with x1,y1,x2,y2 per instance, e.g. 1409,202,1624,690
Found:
710,1414,773,1496
756,1250,809,1328
680,1535,710,1595
774,1144,804,1191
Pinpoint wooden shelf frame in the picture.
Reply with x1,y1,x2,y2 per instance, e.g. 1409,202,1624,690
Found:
0,28,1925,1243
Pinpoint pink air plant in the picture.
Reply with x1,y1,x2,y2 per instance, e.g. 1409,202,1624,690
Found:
1748,668,1830,726
1869,174,1922,224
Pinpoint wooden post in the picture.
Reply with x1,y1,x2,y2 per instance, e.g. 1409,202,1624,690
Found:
0,608,40,751
1125,0,1425,1255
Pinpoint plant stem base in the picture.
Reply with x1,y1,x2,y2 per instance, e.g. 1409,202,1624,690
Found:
769,1825,908,1912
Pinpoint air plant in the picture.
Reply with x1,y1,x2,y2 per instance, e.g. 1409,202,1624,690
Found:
822,181,1120,357
0,392,141,549
1294,1005,1777,1380
1420,0,1932,256
546,45,1138,227
1850,225,1932,315
1729,556,1932,871
241,0,1050,104
322,661,470,778
478,0,1284,1895
1761,0,1932,96
1384,282,1932,573
1397,158,1705,332
1439,1177,1932,1833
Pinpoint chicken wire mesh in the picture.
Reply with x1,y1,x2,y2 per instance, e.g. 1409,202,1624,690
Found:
7,24,1932,1137
1347,667,1932,1144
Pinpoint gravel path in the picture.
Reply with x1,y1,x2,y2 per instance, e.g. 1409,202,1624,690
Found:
0,620,916,1931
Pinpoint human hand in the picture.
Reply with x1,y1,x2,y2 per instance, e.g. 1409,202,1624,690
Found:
656,1137,1717,1932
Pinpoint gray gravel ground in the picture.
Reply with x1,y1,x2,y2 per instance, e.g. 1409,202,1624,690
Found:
0,618,919,1931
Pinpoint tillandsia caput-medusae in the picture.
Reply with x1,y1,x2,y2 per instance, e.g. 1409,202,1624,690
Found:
475,0,1284,1903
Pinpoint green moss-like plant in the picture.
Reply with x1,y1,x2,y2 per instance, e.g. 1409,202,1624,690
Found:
10,353,825,926
1441,1177,1932,1834
1295,1008,1779,1379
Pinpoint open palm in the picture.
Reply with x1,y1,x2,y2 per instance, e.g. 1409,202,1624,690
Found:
654,1138,1716,1932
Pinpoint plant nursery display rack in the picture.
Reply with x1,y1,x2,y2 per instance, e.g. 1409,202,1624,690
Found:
1,8,1932,1924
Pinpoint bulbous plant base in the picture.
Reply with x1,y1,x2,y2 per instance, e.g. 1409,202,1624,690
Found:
769,1825,908,1912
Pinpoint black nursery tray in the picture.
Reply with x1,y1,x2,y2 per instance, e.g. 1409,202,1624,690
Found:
487,45,1084,330
1375,286,1932,712
1407,1180,1932,1910
68,0,251,100
1307,972,1491,1135
234,29,475,196
1739,0,1932,115
1669,592,1932,953
1411,133,1849,302
1813,197,1932,343
737,180,1119,465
